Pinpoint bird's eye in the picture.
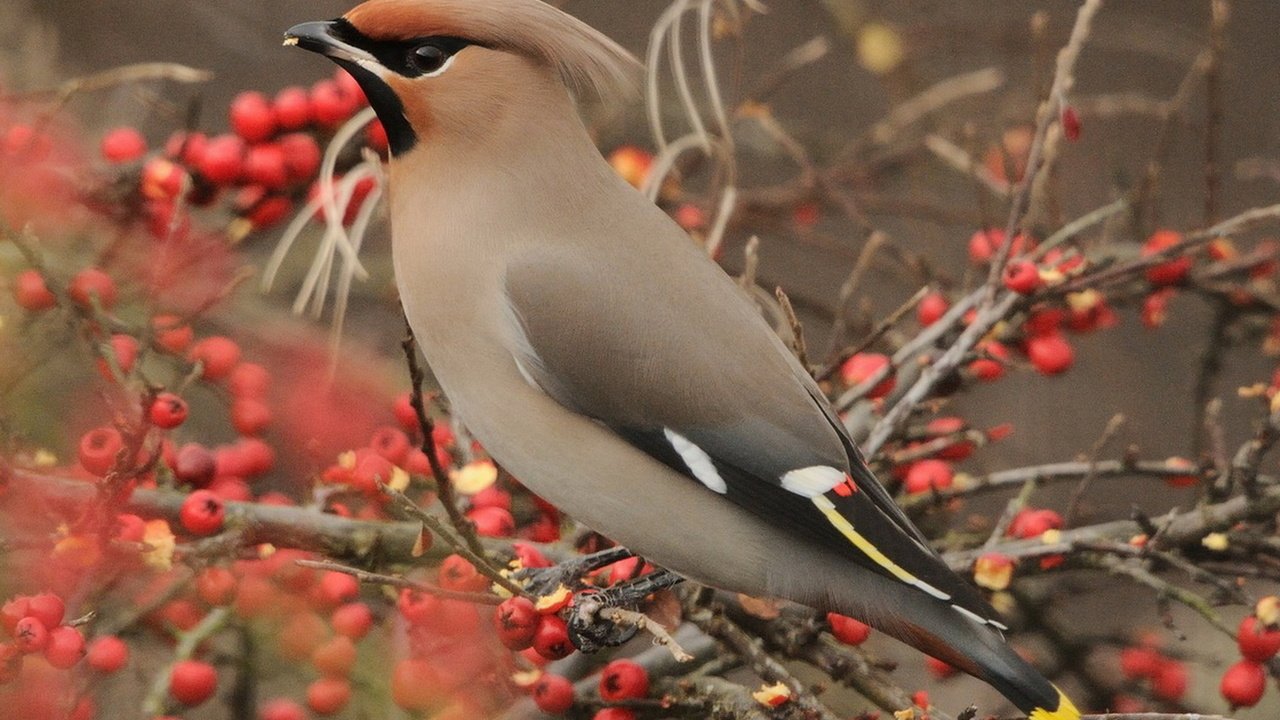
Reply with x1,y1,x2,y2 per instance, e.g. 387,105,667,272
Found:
408,44,450,75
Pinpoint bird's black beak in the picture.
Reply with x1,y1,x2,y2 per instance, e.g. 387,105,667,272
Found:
283,20,375,67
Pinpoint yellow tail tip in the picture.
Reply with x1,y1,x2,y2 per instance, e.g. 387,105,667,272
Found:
1027,688,1080,720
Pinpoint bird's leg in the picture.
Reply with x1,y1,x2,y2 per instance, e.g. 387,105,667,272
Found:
514,545,635,596
567,569,685,653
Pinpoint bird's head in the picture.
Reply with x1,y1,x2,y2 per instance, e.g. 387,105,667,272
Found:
284,0,640,158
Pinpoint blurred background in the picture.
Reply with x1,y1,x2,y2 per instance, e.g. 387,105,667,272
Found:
4,0,1280,716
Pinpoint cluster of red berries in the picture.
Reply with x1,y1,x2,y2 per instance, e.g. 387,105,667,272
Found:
0,593,84,681
1217,603,1280,709
96,68,385,244
1116,635,1191,707
532,659,649,719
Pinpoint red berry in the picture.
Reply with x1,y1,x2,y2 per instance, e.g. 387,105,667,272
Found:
311,635,357,678
13,269,56,311
196,566,238,606
180,490,226,535
468,506,515,537
1026,332,1074,375
471,485,513,511
917,291,948,327
97,334,139,381
141,157,188,200
533,614,574,660
840,353,895,398
86,635,129,673
397,589,440,626
1008,508,1063,539
370,426,411,465
924,655,956,679
827,612,872,645
247,194,293,229
169,659,218,705
969,340,1009,381
393,392,419,432
438,554,487,592
68,267,118,310
14,616,49,652
279,133,322,182
166,130,208,166
513,542,551,569
230,91,277,143
26,592,65,628
260,698,307,720
599,659,649,701
188,336,242,380
317,571,361,607
1237,615,1280,662
197,134,246,185
968,229,1031,264
273,86,312,130
152,314,194,353
174,443,217,486
101,127,147,163
1060,105,1082,141
79,427,124,476
593,710,636,720
231,398,272,436
310,80,350,127
114,513,146,542
493,596,539,651
148,392,188,428
366,120,388,153
243,143,289,189
904,459,954,495
533,674,575,714
1219,660,1265,708
1002,260,1041,294
351,453,395,494
1142,230,1192,286
0,597,30,634
1150,659,1188,701
43,625,85,668
306,677,351,715
228,362,270,398
331,602,374,640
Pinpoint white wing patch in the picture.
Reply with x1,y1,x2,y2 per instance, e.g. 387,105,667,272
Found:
663,429,727,494
780,465,848,497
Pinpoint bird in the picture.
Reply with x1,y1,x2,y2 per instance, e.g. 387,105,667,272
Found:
283,2,1080,718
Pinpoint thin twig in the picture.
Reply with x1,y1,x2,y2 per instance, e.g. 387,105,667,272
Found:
295,558,505,604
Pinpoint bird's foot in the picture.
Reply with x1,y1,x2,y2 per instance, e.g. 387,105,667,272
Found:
515,546,635,597
567,569,684,653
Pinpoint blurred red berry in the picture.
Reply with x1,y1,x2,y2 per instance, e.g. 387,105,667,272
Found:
152,314,194,353
230,91,277,143
925,655,956,679
1002,260,1040,294
197,134,246,185
79,426,124,476
1220,660,1265,708
68,267,118,310
306,677,351,715
188,336,242,380
366,119,388,153
310,80,350,127
968,228,1028,264
438,554,487,592
1008,509,1063,539
229,362,271,398
1151,659,1188,701
169,659,217,705
180,490,226,535
331,602,374,640
13,269,56,311
533,674,575,714
148,392,189,428
26,592,65,628
370,426,411,464
231,398,272,436
86,635,129,673
311,635,357,678
260,698,307,720
593,710,636,720
196,566,238,606
318,571,361,607
827,612,872,645
1142,230,1192,286
1026,332,1074,375
96,333,139,381
14,616,49,653
243,143,289,189
468,505,515,537
142,157,188,200
0,596,30,634
101,126,147,163
273,86,312,130
174,443,218,487
904,459,954,494
917,291,948,327
1060,105,1082,141
279,132,322,182
840,352,895,398
43,625,85,668
969,341,1009,381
